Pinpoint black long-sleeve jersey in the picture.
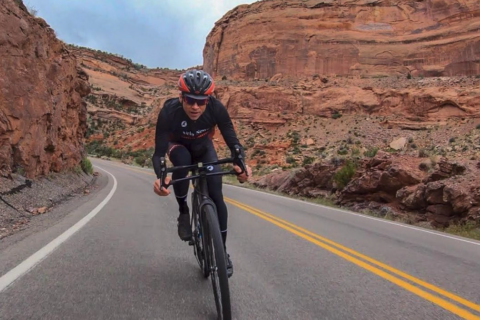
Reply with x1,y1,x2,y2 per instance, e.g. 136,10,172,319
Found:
152,96,241,178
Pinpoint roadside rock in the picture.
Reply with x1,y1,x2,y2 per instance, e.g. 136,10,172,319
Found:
390,138,407,151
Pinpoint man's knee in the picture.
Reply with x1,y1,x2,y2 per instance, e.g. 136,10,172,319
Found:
168,144,192,166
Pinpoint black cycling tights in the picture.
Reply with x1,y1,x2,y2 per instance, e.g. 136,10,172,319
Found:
168,143,228,246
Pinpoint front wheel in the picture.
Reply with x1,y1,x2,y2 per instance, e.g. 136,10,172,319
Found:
192,211,209,278
203,204,231,320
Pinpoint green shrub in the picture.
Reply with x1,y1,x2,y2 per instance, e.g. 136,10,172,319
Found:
134,155,148,166
331,111,342,119
286,156,296,164
302,156,315,166
364,147,378,158
333,160,356,189
418,148,429,158
80,157,93,174
476,124,480,129
337,148,348,155
351,148,360,156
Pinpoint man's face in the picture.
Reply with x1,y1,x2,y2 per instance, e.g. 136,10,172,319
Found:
180,94,208,120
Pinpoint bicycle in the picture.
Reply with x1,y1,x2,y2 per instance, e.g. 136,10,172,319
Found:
158,145,247,320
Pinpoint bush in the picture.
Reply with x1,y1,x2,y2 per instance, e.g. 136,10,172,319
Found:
351,148,360,156
418,161,430,172
134,155,148,166
286,156,296,164
418,148,429,158
333,160,356,189
476,124,480,130
364,147,378,158
302,156,315,166
337,148,348,155
80,157,93,174
331,111,342,119
27,6,38,16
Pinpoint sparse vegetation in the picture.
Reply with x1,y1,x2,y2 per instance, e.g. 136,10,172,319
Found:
444,222,480,241
302,156,315,166
418,148,429,158
364,146,378,157
331,111,342,119
27,5,38,16
286,156,296,164
80,157,93,174
333,160,356,189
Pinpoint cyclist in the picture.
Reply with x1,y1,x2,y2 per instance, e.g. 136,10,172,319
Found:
152,69,251,277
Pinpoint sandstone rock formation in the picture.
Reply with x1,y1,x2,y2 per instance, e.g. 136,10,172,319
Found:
254,152,480,227
0,0,90,179
70,46,182,151
214,76,480,125
204,0,480,80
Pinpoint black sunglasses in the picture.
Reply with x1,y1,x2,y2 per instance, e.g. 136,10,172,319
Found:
183,95,208,106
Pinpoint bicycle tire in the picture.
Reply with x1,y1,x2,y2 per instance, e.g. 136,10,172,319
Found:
203,204,231,320
192,209,209,278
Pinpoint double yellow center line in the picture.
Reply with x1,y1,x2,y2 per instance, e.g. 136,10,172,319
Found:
224,197,480,320
98,161,480,319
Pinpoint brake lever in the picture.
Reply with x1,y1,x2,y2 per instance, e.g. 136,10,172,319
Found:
233,145,248,178
159,157,171,189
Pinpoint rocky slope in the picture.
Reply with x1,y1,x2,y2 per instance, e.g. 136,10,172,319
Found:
0,0,90,181
69,45,183,159
204,0,480,80
254,152,480,228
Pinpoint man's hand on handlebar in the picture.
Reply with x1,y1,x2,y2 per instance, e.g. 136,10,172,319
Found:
234,164,252,183
153,176,171,196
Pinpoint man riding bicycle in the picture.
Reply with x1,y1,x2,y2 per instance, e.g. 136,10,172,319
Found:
152,69,251,277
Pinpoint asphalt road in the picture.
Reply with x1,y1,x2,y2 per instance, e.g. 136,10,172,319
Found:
1,158,480,320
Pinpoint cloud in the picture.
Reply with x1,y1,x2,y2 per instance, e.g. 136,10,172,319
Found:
25,0,258,69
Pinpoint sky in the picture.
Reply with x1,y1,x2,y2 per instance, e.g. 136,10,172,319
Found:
25,0,258,69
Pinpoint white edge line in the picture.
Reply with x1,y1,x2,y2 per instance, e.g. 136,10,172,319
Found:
224,184,480,247
0,166,117,293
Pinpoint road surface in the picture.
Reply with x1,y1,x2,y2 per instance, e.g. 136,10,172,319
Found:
1,158,479,320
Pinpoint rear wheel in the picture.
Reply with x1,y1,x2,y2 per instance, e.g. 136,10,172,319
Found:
203,204,231,320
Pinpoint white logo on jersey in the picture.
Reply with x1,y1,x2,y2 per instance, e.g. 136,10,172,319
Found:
181,121,187,127
207,166,214,171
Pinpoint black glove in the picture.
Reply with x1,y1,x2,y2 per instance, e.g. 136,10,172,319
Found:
231,145,247,174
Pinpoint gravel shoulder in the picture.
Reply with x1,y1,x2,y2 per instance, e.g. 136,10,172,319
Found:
0,171,100,241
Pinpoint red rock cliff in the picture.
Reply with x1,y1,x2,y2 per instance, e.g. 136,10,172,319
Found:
204,0,480,80
0,0,90,178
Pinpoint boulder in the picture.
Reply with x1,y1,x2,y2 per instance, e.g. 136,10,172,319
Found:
389,138,407,151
